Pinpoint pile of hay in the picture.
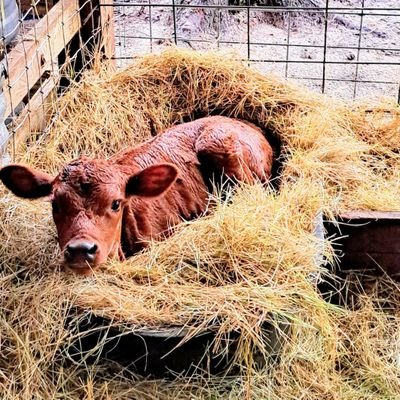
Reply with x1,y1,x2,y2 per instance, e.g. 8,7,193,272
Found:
1,49,400,399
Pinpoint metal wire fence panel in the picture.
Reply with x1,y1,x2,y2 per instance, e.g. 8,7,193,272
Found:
0,0,113,163
108,0,400,102
1,1,398,163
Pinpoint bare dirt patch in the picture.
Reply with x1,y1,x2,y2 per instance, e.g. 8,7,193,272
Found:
113,0,400,101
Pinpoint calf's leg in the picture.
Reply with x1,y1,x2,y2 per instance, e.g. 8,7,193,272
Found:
195,121,273,186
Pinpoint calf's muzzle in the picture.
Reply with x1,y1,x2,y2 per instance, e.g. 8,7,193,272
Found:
64,240,99,267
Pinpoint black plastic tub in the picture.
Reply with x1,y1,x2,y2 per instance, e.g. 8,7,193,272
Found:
64,312,289,377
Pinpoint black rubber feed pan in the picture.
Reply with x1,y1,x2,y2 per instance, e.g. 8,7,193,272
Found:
319,211,400,304
324,211,400,277
64,313,289,377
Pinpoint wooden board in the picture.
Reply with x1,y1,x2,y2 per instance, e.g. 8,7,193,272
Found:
74,0,115,64
5,0,81,118
324,211,400,277
99,0,115,62
12,62,59,146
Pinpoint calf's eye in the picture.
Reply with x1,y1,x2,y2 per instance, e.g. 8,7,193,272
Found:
111,200,121,212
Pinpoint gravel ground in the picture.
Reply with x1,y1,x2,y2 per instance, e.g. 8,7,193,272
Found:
113,0,400,102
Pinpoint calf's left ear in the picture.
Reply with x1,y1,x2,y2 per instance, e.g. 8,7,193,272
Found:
125,164,178,198
0,164,54,199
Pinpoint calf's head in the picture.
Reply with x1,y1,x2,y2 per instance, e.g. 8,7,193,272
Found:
0,159,178,274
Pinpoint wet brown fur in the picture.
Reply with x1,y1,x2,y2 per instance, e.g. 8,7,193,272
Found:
1,116,273,273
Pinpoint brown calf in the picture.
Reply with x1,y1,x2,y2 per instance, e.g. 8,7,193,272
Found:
0,116,273,275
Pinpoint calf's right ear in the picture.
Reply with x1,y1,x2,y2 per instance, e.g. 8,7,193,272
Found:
0,164,54,199
125,164,178,198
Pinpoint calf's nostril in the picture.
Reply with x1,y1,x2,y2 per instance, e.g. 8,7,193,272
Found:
64,247,72,261
88,243,98,255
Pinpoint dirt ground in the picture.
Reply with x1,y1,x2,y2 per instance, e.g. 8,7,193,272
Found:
113,0,400,102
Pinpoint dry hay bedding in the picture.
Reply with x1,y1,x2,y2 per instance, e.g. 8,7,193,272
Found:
1,49,400,399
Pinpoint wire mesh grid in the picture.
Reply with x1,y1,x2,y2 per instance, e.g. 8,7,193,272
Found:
0,1,399,163
110,0,400,102
0,0,105,163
